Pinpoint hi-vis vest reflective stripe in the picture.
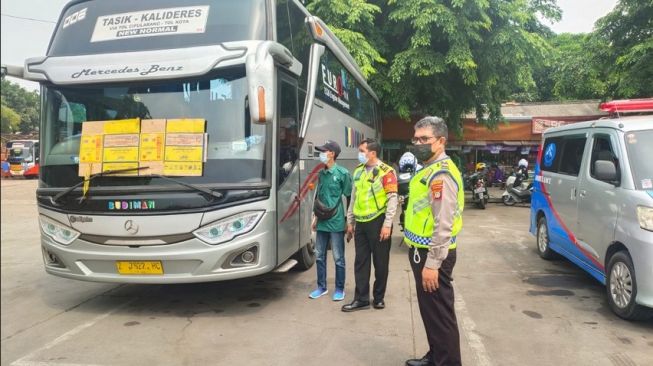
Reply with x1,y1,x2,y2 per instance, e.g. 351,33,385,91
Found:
352,162,395,222
403,157,464,249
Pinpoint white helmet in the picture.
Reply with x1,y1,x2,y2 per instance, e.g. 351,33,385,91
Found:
399,152,418,170
518,158,528,168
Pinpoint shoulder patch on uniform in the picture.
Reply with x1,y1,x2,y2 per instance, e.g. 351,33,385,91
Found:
431,179,444,200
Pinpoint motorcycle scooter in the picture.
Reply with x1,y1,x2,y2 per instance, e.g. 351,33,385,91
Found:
502,173,532,206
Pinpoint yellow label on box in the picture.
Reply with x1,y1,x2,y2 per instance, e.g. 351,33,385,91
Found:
102,162,139,175
104,134,139,147
164,162,203,176
104,119,140,134
103,147,139,162
165,146,203,161
166,119,205,133
79,135,103,163
140,133,165,161
166,133,204,146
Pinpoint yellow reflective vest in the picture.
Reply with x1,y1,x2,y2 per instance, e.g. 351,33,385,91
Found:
352,162,395,222
403,157,464,249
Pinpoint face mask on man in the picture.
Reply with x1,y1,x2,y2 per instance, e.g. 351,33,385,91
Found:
319,152,330,164
407,144,435,163
358,152,369,165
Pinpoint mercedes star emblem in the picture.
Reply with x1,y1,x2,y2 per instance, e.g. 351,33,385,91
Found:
124,220,139,235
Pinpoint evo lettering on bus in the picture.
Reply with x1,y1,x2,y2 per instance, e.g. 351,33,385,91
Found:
321,64,350,110
63,8,87,29
70,65,184,79
108,200,156,210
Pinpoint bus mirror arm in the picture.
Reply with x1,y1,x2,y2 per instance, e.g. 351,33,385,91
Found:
246,42,301,124
299,43,326,141
1,64,25,79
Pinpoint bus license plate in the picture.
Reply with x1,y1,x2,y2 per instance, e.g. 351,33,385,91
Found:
116,261,163,275
10,165,23,171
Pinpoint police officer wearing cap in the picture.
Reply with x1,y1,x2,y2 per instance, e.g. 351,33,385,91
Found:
342,138,398,312
404,116,464,366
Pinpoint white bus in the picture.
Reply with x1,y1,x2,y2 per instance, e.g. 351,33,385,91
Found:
3,0,380,283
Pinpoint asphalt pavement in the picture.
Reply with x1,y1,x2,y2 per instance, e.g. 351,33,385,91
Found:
1,179,651,366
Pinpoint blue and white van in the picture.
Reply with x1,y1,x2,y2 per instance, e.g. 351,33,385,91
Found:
530,99,653,320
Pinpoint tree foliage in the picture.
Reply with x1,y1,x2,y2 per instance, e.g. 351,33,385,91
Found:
594,0,653,98
0,79,40,133
1,101,21,133
308,0,561,133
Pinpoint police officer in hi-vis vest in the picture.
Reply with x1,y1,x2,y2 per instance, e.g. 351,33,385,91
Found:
404,116,464,366
343,138,398,312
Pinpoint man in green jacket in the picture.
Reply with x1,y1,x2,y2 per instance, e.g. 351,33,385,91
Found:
309,140,352,302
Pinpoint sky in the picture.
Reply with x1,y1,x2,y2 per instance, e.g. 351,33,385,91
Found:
1,0,618,91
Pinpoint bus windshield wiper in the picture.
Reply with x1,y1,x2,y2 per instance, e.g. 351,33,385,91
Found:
51,166,149,205
146,174,224,202
50,167,223,205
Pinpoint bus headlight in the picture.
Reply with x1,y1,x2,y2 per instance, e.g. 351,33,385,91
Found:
193,211,264,245
637,206,653,232
39,216,80,245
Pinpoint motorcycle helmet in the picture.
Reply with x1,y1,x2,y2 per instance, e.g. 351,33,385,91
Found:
518,158,528,168
475,162,487,171
399,152,418,172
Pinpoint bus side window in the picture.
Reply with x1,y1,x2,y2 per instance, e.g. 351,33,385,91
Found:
558,136,587,177
278,78,299,185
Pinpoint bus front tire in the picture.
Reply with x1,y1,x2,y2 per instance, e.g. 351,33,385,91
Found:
606,251,652,321
293,239,315,271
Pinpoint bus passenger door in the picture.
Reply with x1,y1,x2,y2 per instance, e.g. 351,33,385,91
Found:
276,76,301,263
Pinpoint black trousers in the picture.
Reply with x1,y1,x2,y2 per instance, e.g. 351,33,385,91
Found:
353,214,391,302
409,247,461,366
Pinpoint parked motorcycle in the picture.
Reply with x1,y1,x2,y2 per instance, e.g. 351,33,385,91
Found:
502,172,532,206
466,172,489,209
397,165,416,231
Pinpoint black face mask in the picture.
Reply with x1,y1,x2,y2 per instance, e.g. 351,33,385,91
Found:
407,144,435,163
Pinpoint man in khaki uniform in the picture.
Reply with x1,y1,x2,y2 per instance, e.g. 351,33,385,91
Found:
404,116,464,366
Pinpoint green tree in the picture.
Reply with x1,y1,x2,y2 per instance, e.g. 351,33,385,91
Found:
306,0,386,78
0,79,40,133
1,101,21,133
308,0,561,134
549,33,608,100
594,0,653,98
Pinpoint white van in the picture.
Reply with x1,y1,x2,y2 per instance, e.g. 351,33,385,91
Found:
530,99,653,320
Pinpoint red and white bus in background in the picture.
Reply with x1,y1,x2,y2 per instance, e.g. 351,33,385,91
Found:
6,140,40,178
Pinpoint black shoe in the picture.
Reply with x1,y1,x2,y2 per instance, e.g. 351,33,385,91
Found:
373,300,385,309
405,353,433,366
341,300,370,312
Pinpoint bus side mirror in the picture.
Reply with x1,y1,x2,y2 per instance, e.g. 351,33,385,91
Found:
246,42,302,124
595,160,618,183
299,43,325,140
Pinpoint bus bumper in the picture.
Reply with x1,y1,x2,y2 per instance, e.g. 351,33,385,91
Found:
40,214,279,284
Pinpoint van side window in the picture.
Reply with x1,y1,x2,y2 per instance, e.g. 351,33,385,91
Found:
541,137,563,173
590,134,619,182
558,137,587,177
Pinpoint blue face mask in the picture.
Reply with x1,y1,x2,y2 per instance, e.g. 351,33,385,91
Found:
358,152,369,165
319,152,329,164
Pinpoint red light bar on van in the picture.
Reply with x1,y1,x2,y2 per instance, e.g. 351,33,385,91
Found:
599,98,653,113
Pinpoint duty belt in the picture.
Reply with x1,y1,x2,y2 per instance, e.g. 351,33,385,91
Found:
354,207,386,222
405,229,457,247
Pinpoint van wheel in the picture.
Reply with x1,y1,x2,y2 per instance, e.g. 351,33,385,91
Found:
293,239,316,271
606,251,652,320
536,217,556,260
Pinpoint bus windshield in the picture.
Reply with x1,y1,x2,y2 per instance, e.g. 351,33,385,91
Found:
48,0,267,57
41,67,269,189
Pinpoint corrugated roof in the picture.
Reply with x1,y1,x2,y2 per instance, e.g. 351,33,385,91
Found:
465,100,608,119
